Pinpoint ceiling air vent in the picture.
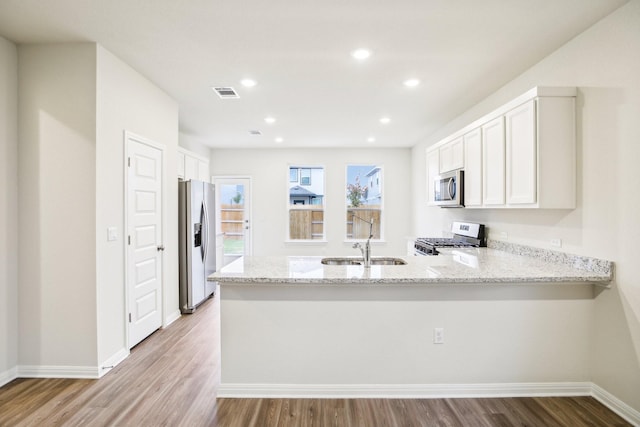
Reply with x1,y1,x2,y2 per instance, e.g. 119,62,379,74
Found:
212,87,239,99
248,130,262,136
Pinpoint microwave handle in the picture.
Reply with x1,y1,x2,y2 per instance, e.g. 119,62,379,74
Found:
447,178,454,199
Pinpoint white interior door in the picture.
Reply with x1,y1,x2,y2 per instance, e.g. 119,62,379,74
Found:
214,177,252,265
126,133,164,348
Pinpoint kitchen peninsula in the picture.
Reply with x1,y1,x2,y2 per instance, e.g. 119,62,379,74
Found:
209,245,613,399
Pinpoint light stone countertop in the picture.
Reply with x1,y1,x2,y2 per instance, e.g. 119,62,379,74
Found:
208,247,613,285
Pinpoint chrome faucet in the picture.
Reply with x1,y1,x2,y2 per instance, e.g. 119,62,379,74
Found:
352,215,374,268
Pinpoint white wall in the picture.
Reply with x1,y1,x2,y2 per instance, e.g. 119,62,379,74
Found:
211,148,412,257
179,132,212,159
412,0,640,411
96,46,180,368
0,36,18,385
15,42,180,376
18,44,98,368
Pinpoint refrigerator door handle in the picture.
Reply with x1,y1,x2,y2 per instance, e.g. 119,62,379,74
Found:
202,201,209,262
200,202,206,261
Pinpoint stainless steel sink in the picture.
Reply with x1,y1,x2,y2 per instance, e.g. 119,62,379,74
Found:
321,257,407,266
370,257,407,265
321,258,363,265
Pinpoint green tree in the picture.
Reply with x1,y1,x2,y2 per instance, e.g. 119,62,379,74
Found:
347,175,367,207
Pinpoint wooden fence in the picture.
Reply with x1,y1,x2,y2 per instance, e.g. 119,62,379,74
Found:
220,203,244,253
289,207,324,240
347,207,381,239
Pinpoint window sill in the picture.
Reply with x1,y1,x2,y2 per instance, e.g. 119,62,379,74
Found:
285,240,328,245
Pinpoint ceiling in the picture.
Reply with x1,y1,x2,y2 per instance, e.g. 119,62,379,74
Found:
0,0,628,148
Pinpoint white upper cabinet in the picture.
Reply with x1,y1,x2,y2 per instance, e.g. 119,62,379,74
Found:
198,160,210,183
184,154,198,181
506,100,537,205
426,87,576,209
482,117,506,206
439,137,464,173
178,148,210,182
426,148,440,206
463,127,482,207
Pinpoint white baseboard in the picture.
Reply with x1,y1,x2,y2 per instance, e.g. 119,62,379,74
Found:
217,381,593,399
0,366,18,388
591,383,640,426
98,348,129,378
17,365,100,379
164,310,181,328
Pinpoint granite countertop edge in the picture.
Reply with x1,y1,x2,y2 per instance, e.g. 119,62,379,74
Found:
210,242,614,286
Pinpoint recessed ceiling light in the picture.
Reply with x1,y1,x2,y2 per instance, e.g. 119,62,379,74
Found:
403,78,420,87
240,79,257,87
367,137,376,143
379,117,391,124
275,137,284,143
264,116,276,124
351,49,371,60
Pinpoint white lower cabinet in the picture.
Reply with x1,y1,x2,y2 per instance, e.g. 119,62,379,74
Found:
482,116,505,206
463,127,482,207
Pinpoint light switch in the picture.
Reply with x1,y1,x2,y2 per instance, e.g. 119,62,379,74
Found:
107,227,118,241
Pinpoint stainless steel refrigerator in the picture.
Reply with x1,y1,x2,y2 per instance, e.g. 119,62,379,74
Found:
178,179,216,313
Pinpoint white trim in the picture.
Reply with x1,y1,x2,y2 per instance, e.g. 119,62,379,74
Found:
164,309,181,328
0,366,18,388
17,365,100,379
124,131,166,349
218,381,592,399
592,383,640,426
98,348,130,378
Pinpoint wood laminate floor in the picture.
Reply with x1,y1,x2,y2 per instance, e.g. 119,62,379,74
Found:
0,290,631,427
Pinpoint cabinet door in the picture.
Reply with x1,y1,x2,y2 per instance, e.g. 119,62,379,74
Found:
506,100,537,204
463,128,482,207
439,137,463,173
198,160,210,183
482,117,505,205
426,149,440,206
184,154,198,181
177,151,185,179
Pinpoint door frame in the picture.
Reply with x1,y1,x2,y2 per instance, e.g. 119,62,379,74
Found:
123,130,166,349
212,175,253,256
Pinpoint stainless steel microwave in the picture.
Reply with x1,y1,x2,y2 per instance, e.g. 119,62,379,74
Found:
433,169,464,207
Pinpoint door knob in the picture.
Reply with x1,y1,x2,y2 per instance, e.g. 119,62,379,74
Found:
157,245,165,251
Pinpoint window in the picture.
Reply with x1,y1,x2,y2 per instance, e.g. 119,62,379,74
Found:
346,164,382,240
300,168,311,185
288,166,325,240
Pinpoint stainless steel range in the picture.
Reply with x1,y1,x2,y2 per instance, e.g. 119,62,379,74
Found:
414,221,486,256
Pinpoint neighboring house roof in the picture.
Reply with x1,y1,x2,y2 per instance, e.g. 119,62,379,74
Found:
365,166,381,177
289,185,318,197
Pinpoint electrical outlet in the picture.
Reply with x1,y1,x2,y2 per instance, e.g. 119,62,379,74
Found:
434,328,444,344
499,231,508,240
550,238,562,248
